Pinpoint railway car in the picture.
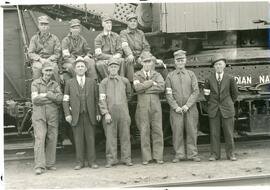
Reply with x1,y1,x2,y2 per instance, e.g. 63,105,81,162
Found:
3,2,270,145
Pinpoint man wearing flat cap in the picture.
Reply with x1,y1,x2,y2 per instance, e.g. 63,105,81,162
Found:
120,12,151,82
133,51,165,165
204,53,238,161
31,61,63,175
28,15,61,83
94,15,125,80
61,19,98,81
63,56,101,170
165,50,201,163
99,57,133,168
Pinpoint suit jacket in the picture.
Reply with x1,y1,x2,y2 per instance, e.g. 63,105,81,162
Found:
63,77,99,126
204,73,238,118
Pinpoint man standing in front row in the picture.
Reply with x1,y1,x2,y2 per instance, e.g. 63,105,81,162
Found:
99,58,133,168
133,52,165,165
28,15,61,83
204,53,238,161
165,50,201,163
31,62,63,175
61,19,98,81
63,57,100,170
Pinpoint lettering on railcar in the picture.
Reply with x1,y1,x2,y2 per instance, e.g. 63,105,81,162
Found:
234,75,270,85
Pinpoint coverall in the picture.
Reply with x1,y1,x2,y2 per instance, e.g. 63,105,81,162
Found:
133,70,165,162
31,78,63,169
99,75,132,164
165,69,200,159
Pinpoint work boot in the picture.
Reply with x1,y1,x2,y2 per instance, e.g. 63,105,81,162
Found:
46,166,57,170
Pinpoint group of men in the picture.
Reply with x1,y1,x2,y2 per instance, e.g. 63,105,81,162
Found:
30,13,239,175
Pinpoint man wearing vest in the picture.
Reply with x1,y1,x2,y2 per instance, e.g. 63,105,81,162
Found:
165,50,201,163
99,58,133,168
133,51,165,165
63,56,101,170
204,53,238,161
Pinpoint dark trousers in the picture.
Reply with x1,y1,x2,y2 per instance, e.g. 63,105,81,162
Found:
209,110,235,159
72,112,96,166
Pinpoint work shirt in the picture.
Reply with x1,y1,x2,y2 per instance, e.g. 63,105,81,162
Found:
99,75,132,115
28,32,61,61
94,31,122,60
165,69,199,110
120,28,150,58
31,78,63,121
61,33,91,58
133,70,165,109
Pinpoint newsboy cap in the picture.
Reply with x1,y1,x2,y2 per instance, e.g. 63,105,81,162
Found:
74,56,87,66
101,14,112,22
108,58,120,66
211,53,226,66
42,61,54,71
69,19,81,27
140,51,153,62
174,50,186,59
126,13,138,21
38,15,49,24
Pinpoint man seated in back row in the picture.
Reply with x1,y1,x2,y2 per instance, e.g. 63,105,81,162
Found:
61,19,98,81
94,15,125,80
28,15,61,83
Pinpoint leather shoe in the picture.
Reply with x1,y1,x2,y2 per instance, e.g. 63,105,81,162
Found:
192,157,201,162
142,161,149,165
229,156,237,161
105,163,112,168
91,164,99,169
74,165,83,170
209,156,216,161
172,158,179,163
126,162,133,166
35,168,43,175
46,166,56,170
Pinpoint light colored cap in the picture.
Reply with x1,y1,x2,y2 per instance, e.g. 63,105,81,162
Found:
38,15,49,24
174,50,186,59
69,19,81,27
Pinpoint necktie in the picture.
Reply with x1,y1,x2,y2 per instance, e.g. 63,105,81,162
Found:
217,73,221,84
146,72,149,80
80,77,84,88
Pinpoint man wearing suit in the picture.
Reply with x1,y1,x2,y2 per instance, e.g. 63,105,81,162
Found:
63,56,101,170
204,53,238,161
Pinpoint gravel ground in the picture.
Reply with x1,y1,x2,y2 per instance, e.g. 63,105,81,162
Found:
3,140,270,189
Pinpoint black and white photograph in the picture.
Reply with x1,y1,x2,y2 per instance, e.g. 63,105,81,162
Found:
1,0,270,189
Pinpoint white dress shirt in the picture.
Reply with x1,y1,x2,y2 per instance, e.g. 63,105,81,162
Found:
216,72,224,81
76,75,85,87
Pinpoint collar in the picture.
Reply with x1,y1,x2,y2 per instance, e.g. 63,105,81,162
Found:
216,72,224,80
143,70,151,77
68,32,81,39
38,31,51,38
109,74,120,80
103,30,111,36
176,68,187,75
39,77,52,85
127,28,138,34
76,75,85,82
